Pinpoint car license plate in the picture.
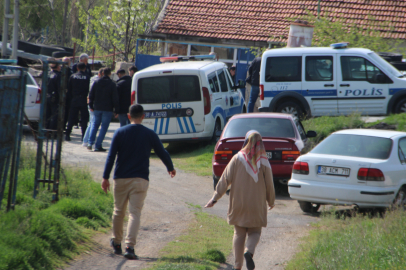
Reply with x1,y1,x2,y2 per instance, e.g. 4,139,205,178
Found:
266,152,272,159
145,111,167,118
318,166,350,176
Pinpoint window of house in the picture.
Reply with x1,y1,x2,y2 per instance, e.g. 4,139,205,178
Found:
190,45,211,55
305,56,333,81
265,56,302,82
340,56,390,83
214,47,234,60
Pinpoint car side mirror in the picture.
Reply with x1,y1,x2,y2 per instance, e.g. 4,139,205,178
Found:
215,130,222,137
306,130,317,138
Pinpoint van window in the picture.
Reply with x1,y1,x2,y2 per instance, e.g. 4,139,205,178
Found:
138,75,201,104
341,56,390,84
208,72,220,93
265,56,301,82
26,73,36,85
217,69,229,92
305,56,333,81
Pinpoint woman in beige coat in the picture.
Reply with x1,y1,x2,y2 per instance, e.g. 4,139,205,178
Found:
205,130,275,270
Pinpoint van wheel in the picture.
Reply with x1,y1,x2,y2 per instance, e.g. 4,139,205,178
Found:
211,120,221,143
276,101,304,119
298,201,320,213
392,187,406,210
395,98,406,114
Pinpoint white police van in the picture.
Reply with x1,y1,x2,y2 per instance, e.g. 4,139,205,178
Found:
258,43,406,117
131,55,245,142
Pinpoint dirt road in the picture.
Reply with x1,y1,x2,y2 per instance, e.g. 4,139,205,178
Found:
24,123,318,270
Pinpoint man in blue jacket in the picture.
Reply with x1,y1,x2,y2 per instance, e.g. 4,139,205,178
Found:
102,104,176,260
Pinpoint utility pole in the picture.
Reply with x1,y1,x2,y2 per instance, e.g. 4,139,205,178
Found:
1,0,11,58
11,0,19,60
1,0,19,60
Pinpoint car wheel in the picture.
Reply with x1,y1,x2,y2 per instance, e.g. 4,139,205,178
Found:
213,175,219,190
298,201,320,213
276,101,304,119
392,187,406,210
394,98,406,114
211,120,221,143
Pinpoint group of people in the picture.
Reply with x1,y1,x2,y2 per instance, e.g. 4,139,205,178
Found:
45,53,138,152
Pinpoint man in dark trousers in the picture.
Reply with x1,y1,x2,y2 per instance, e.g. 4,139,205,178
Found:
62,57,73,130
101,104,176,260
65,62,90,141
246,57,261,113
46,62,62,130
116,69,132,127
88,67,119,152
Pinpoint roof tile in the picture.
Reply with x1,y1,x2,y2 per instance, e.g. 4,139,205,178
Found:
154,0,406,42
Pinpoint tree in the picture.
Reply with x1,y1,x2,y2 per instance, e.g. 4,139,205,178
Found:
75,0,161,61
295,12,404,54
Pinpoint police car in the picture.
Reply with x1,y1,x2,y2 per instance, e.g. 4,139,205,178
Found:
131,55,245,142
258,43,406,118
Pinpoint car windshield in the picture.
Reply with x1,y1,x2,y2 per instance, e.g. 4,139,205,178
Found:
311,134,392,159
368,52,403,78
223,118,296,138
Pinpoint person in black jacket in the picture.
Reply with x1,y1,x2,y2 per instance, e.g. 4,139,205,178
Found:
46,62,62,130
65,62,90,141
87,67,119,152
116,69,132,127
246,57,261,113
72,53,92,78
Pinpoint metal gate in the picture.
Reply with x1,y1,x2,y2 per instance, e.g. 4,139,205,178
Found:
0,62,27,211
33,60,68,202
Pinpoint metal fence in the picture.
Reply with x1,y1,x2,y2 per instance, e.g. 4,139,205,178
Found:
0,60,68,210
0,62,27,211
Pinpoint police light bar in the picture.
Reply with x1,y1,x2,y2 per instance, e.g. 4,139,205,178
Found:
160,54,216,63
330,42,349,49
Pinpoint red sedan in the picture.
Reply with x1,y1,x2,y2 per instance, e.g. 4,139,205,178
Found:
212,113,316,189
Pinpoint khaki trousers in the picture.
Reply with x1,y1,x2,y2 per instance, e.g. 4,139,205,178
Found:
233,225,262,269
112,177,149,248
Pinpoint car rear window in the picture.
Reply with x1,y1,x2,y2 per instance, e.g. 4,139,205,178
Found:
311,134,392,159
223,118,296,138
138,75,201,104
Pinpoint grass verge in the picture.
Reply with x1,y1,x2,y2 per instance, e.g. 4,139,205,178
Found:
286,209,406,270
365,113,406,131
0,145,113,270
147,204,234,270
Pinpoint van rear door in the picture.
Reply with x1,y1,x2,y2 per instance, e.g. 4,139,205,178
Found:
137,73,204,135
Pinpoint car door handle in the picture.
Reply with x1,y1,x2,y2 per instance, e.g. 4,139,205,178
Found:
215,97,222,101
340,84,350,87
324,84,334,87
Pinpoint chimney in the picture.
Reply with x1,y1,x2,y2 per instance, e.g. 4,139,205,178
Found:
287,20,315,47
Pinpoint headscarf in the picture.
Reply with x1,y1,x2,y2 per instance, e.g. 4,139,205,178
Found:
237,130,271,183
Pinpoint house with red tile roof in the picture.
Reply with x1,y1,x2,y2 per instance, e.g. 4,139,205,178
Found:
136,0,406,81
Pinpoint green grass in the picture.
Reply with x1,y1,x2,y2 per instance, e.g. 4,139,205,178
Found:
153,142,216,177
147,207,234,270
286,209,406,270
366,113,406,131
0,145,113,270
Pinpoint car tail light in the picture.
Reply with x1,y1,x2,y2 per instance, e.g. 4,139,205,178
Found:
214,150,233,162
292,161,309,175
131,91,135,105
260,84,264,100
282,151,300,160
357,168,385,181
35,88,41,104
202,87,211,115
